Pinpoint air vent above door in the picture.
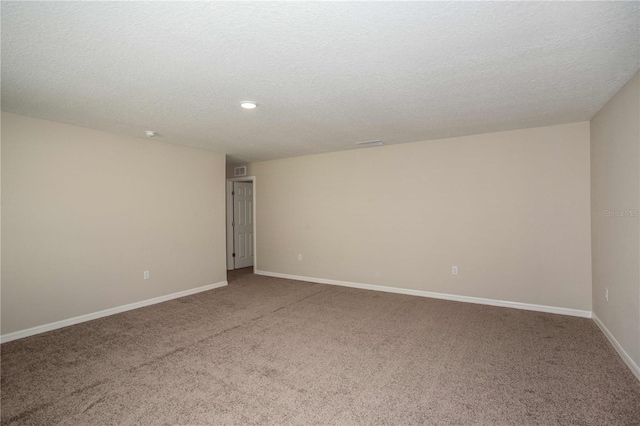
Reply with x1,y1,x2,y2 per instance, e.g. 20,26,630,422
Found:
234,166,247,177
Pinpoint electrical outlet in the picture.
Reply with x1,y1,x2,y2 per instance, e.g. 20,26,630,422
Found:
452,266,458,275
144,270,150,280
298,254,302,261
605,287,608,302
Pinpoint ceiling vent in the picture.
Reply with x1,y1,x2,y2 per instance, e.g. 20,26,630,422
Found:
356,140,384,148
234,166,247,177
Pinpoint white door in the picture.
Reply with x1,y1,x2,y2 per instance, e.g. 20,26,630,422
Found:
233,182,254,269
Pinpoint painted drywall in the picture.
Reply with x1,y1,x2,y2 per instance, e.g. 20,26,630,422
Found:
591,71,640,368
251,122,592,311
1,112,227,335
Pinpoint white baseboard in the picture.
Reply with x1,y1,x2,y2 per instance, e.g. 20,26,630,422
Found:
0,281,228,344
592,314,640,382
255,270,592,318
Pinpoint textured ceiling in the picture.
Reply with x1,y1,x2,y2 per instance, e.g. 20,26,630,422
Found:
2,2,639,163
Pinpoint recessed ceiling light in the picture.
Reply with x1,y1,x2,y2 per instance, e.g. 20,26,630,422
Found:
145,131,157,137
240,101,258,109
356,140,384,147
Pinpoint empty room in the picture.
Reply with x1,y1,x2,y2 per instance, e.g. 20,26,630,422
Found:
1,1,639,425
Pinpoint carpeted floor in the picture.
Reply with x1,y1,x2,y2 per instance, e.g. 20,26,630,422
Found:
1,268,639,425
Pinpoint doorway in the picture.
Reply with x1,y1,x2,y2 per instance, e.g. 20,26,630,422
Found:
226,177,256,271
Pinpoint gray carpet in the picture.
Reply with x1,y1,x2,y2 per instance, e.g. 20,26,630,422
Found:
2,268,639,425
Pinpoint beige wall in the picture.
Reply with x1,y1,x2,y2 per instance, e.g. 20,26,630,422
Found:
1,112,227,335
251,122,592,311
591,71,640,367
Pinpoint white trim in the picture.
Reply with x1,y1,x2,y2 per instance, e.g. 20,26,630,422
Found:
0,281,228,344
255,270,593,318
592,314,640,382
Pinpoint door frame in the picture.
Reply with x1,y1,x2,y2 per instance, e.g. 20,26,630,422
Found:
226,176,257,272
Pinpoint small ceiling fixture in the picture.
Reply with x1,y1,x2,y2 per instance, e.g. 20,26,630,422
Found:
356,140,384,148
145,131,157,138
240,101,258,109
